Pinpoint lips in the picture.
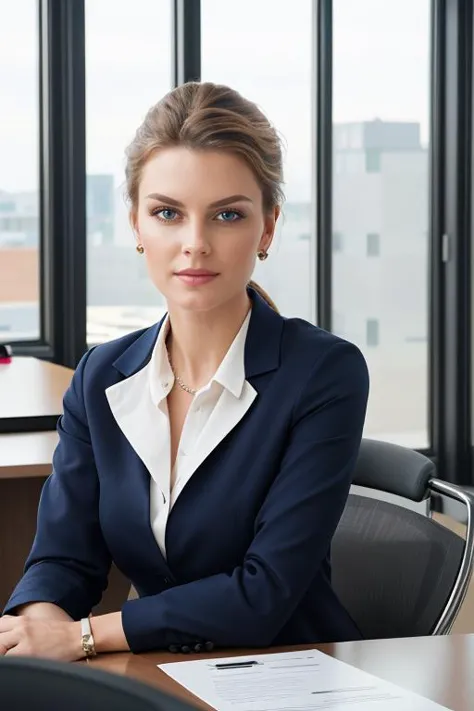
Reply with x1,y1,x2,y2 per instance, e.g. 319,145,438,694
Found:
175,269,219,286
175,269,218,277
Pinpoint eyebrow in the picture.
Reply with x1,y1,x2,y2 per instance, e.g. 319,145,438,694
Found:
145,193,253,208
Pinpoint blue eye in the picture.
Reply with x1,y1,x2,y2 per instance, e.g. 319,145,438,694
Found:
217,210,243,222
156,208,178,221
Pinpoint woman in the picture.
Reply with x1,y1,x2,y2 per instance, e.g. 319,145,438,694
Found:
0,82,369,661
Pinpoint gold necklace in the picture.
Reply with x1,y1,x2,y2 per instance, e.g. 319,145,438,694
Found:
169,360,198,396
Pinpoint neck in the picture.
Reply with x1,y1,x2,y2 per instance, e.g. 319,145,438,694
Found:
166,291,251,390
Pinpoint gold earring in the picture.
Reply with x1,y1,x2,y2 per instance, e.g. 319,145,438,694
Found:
257,250,268,261
136,244,144,254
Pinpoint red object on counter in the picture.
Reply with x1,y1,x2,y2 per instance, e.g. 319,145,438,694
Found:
0,345,12,364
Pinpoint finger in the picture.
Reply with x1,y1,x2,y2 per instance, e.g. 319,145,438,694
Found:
5,644,24,657
0,615,20,632
0,631,19,655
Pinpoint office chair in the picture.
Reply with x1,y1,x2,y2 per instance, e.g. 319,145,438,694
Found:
332,438,474,639
0,657,194,711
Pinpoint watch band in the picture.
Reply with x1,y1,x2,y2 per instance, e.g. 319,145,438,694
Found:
80,616,97,658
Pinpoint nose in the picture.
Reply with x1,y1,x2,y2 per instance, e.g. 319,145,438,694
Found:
182,219,211,256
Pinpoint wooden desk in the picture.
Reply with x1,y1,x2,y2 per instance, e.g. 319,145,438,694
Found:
0,431,58,479
0,356,72,433
86,635,474,711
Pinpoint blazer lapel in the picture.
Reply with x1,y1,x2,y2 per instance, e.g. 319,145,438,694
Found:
244,290,283,380
171,381,257,504
105,365,171,502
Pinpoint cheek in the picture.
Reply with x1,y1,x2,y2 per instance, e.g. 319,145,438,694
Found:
226,225,261,264
230,237,257,265
138,211,160,241
139,216,176,254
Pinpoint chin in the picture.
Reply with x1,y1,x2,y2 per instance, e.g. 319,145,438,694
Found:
170,290,223,313
162,279,247,314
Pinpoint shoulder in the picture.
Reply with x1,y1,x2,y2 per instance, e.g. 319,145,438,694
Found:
279,316,369,397
280,315,366,367
72,324,159,389
86,327,150,365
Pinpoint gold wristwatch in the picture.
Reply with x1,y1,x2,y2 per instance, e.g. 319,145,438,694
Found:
80,617,97,658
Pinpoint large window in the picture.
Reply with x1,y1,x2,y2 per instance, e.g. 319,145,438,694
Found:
0,1,39,342
202,0,313,322
85,0,171,345
332,0,431,448
5,1,473,482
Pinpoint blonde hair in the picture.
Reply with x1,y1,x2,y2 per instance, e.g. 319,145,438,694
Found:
125,82,284,311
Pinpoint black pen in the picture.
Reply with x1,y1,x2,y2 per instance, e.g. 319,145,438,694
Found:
214,661,260,670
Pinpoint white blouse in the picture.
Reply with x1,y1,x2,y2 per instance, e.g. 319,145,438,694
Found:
105,310,255,559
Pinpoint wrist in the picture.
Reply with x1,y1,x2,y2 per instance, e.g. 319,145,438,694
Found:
70,620,88,660
88,612,130,654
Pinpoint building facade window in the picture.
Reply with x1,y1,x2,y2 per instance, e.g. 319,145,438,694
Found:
366,318,380,346
366,232,380,256
333,231,343,252
365,149,381,172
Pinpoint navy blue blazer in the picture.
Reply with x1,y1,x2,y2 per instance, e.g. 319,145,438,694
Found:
4,291,369,653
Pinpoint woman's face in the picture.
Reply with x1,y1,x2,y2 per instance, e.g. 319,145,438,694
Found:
132,146,278,313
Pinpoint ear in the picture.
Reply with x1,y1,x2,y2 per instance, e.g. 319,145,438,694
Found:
258,206,280,253
129,209,140,242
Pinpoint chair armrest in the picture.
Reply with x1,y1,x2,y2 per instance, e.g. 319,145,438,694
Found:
353,439,435,501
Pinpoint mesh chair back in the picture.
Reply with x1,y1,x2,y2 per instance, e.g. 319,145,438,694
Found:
331,494,465,639
0,657,193,711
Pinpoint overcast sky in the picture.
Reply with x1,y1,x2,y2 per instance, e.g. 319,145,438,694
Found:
1,0,429,199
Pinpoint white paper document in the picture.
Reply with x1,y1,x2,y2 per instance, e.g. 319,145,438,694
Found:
159,649,451,711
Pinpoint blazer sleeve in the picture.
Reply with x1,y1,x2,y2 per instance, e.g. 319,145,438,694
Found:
121,340,369,652
2,349,112,620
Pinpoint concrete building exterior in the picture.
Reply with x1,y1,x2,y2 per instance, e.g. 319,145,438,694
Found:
332,120,429,445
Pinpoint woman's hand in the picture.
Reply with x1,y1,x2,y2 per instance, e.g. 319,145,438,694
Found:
0,615,83,661
13,603,73,622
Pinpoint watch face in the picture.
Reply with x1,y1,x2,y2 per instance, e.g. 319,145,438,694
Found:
82,634,96,656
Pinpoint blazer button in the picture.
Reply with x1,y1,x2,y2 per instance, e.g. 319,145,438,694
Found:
181,645,191,653
204,641,214,652
168,645,179,653
194,643,203,653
